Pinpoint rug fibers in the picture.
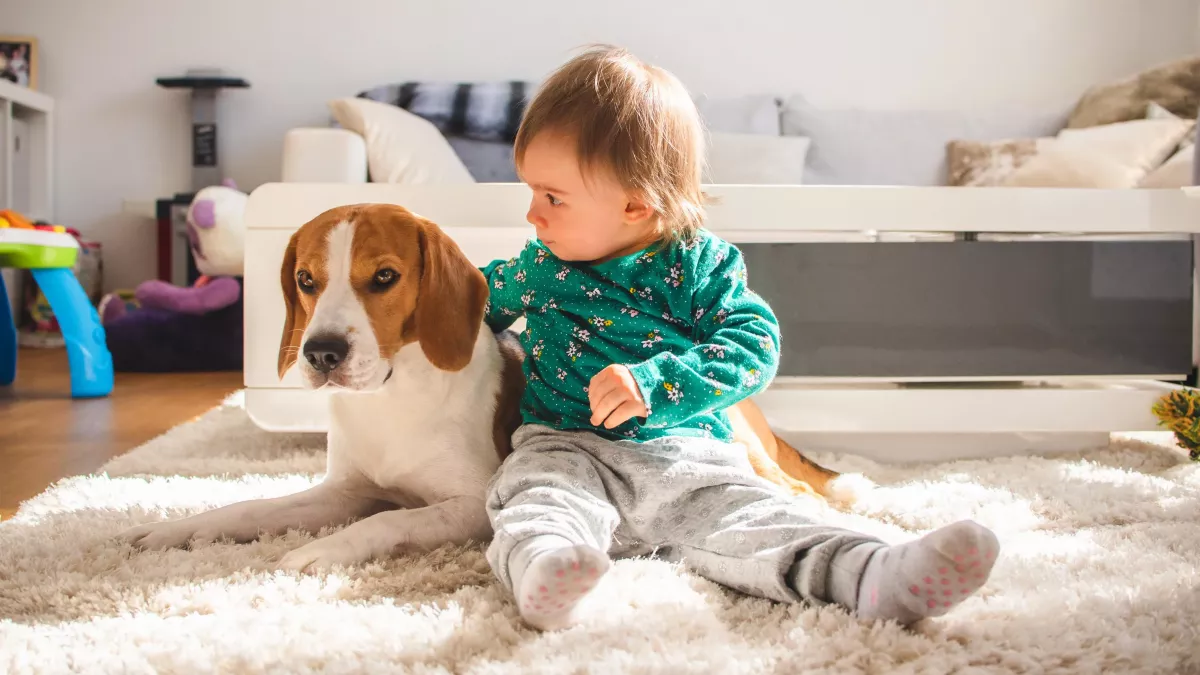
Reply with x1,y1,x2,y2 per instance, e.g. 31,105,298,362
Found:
2,391,1198,674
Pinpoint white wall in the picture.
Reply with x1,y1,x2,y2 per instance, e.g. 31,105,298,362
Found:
2,0,1198,292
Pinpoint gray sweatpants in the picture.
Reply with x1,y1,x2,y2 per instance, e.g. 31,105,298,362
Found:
485,424,885,609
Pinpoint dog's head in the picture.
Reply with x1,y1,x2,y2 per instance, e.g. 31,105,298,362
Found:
277,203,489,391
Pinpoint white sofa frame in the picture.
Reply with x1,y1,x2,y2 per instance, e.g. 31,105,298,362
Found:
242,179,1200,463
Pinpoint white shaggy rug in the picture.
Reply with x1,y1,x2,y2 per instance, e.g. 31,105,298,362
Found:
3,391,1199,674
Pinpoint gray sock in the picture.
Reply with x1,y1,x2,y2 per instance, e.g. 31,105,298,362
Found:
854,520,1000,625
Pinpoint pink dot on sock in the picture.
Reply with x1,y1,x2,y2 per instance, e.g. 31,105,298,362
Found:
924,576,933,584
970,561,979,568
539,586,547,593
954,555,964,562
938,567,947,574
910,585,920,595
571,561,580,570
958,577,965,583
927,589,935,596
588,568,598,576
969,547,978,556
961,588,971,595
941,578,949,585
927,599,937,608
556,603,564,609
943,601,951,608
943,590,952,596
556,570,565,577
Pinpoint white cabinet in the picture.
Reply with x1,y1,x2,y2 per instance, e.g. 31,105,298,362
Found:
0,79,53,314
0,78,52,221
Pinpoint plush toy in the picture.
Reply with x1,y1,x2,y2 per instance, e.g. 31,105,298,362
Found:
98,180,247,372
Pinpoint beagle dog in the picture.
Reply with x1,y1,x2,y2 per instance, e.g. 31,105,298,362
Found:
119,203,844,572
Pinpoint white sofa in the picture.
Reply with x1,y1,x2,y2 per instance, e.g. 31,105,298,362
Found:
243,93,1200,462
283,93,1078,188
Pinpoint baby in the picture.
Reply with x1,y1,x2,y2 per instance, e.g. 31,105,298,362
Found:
480,45,1000,631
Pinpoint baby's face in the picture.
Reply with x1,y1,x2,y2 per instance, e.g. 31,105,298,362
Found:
518,131,656,264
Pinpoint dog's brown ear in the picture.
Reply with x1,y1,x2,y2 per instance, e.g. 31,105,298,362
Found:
414,218,488,371
277,231,309,379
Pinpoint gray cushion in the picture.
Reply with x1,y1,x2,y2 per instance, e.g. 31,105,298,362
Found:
694,94,781,136
780,95,1071,186
447,137,519,183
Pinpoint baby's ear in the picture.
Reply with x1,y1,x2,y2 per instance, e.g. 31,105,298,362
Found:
622,192,655,224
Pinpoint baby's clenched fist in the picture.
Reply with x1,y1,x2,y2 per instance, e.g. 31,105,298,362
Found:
588,364,648,429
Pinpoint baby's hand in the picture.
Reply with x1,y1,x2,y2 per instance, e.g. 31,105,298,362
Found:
588,364,648,429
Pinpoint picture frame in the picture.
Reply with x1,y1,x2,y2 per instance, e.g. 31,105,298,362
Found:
0,36,37,89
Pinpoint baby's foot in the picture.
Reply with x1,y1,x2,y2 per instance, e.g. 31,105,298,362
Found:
855,519,999,625
516,544,610,631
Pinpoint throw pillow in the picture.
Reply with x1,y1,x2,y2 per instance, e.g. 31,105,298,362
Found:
704,132,810,184
1137,101,1195,188
1139,144,1195,188
946,137,1050,187
327,97,475,185
1001,116,1193,188
1066,56,1200,129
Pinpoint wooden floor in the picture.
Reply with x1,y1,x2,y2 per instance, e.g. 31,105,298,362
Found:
0,347,242,520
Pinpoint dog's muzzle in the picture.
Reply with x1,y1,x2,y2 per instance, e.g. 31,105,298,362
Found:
303,335,350,374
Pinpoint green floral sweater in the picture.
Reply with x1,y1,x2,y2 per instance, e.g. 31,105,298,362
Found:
480,230,780,443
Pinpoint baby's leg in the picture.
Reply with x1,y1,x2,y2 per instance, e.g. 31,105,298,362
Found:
634,437,999,625
485,424,619,631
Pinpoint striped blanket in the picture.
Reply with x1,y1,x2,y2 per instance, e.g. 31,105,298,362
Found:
357,81,533,143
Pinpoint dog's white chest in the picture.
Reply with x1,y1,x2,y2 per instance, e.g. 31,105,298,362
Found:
325,340,504,505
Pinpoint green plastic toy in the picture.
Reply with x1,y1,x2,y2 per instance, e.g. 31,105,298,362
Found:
0,225,114,397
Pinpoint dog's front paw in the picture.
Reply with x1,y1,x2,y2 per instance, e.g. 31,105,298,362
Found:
118,520,211,551
117,512,251,551
277,534,373,573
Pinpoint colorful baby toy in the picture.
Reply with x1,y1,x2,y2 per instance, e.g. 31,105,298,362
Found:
0,209,113,397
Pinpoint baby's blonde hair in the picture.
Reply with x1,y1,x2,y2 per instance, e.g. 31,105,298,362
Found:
514,45,707,242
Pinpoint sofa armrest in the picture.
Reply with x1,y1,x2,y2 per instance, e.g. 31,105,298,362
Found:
281,128,368,183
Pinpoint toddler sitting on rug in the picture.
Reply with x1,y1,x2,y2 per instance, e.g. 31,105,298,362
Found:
480,45,1000,631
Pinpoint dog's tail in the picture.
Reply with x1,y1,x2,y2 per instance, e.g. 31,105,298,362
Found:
731,400,874,508
769,435,874,507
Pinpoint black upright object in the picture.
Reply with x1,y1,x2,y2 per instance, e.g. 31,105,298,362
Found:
155,68,249,193
1191,106,1200,387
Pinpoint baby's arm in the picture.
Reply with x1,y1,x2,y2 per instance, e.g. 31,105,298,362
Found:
478,244,532,332
627,242,780,428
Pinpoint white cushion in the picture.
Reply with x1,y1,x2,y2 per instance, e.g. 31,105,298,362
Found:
704,132,810,184
1002,117,1194,188
1139,143,1195,188
281,128,368,183
327,97,475,184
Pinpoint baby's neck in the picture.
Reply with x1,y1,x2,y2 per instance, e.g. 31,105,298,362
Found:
589,227,662,265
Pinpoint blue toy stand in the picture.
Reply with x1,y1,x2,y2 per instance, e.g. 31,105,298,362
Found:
0,228,113,398
0,272,15,388
32,268,113,397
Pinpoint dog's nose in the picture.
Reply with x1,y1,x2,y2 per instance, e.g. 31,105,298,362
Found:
303,336,349,373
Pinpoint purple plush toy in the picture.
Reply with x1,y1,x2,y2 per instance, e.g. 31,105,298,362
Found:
98,180,247,372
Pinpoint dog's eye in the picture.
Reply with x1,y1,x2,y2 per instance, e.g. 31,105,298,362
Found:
373,268,398,288
296,270,316,294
